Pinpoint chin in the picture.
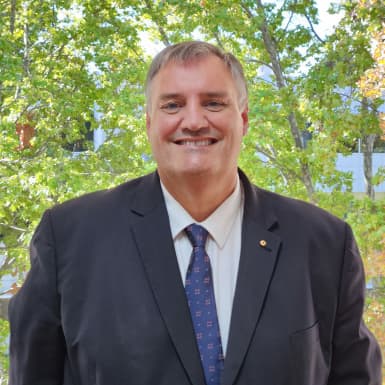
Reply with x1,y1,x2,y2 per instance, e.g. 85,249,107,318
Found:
173,166,213,178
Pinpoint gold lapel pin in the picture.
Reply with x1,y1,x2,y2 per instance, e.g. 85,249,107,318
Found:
259,239,267,248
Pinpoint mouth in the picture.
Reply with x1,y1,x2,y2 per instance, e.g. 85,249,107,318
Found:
174,139,218,146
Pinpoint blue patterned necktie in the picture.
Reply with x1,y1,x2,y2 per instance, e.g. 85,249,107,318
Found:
185,224,224,385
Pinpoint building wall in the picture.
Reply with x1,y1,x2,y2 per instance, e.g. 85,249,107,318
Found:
336,153,385,197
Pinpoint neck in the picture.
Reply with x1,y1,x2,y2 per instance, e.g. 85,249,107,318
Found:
159,170,238,222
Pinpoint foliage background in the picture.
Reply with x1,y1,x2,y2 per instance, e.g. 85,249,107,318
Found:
1,0,384,381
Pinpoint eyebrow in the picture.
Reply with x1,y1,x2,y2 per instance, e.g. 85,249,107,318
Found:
158,93,181,101
158,92,230,101
203,92,229,99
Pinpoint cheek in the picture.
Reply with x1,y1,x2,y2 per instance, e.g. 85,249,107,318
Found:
151,116,180,140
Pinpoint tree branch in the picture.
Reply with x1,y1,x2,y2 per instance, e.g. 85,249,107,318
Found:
304,13,325,44
245,58,274,71
0,223,27,232
44,42,66,78
241,3,254,19
0,255,16,272
282,11,294,35
334,90,380,114
144,0,171,47
213,31,225,50
23,21,31,78
255,144,302,182
0,244,28,251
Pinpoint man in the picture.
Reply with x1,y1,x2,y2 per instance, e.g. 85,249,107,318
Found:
9,41,381,385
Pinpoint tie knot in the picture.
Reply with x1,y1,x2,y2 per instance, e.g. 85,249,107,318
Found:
185,224,208,248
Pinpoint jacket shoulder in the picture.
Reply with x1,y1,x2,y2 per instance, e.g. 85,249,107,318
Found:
51,173,153,215
44,173,158,238
251,185,348,242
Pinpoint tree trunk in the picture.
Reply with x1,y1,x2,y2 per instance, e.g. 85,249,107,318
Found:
362,134,376,200
10,0,17,34
0,298,9,321
361,97,376,200
246,0,316,203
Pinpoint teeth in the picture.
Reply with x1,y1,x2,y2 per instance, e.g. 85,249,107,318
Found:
178,140,213,146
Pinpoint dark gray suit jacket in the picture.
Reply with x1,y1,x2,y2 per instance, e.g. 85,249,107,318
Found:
9,171,382,385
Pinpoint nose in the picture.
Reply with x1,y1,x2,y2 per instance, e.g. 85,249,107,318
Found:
181,102,208,132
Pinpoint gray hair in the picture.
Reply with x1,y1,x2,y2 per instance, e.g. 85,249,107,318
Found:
145,41,248,109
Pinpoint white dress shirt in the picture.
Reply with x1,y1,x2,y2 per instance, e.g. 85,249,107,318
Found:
161,178,244,354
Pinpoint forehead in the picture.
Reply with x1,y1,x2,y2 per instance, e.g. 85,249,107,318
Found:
150,55,238,98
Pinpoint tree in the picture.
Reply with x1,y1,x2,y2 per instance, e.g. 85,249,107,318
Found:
357,0,385,99
324,1,385,374
357,0,385,194
305,0,385,201
1,5,153,379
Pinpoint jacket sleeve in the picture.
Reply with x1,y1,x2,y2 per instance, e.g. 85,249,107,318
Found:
328,223,382,385
9,209,65,385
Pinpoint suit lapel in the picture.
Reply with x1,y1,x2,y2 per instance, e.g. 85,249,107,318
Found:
127,171,282,385
129,173,206,385
222,172,282,385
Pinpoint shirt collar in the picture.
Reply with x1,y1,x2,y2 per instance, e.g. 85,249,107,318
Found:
161,177,243,249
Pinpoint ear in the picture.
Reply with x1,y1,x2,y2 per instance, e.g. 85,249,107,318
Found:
146,111,151,134
241,104,249,135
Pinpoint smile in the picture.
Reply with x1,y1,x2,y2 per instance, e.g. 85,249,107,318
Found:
175,139,217,146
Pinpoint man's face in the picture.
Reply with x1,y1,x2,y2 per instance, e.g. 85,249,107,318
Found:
146,54,248,186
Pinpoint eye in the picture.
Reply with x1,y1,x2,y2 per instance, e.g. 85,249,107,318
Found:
160,102,182,114
205,100,226,112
